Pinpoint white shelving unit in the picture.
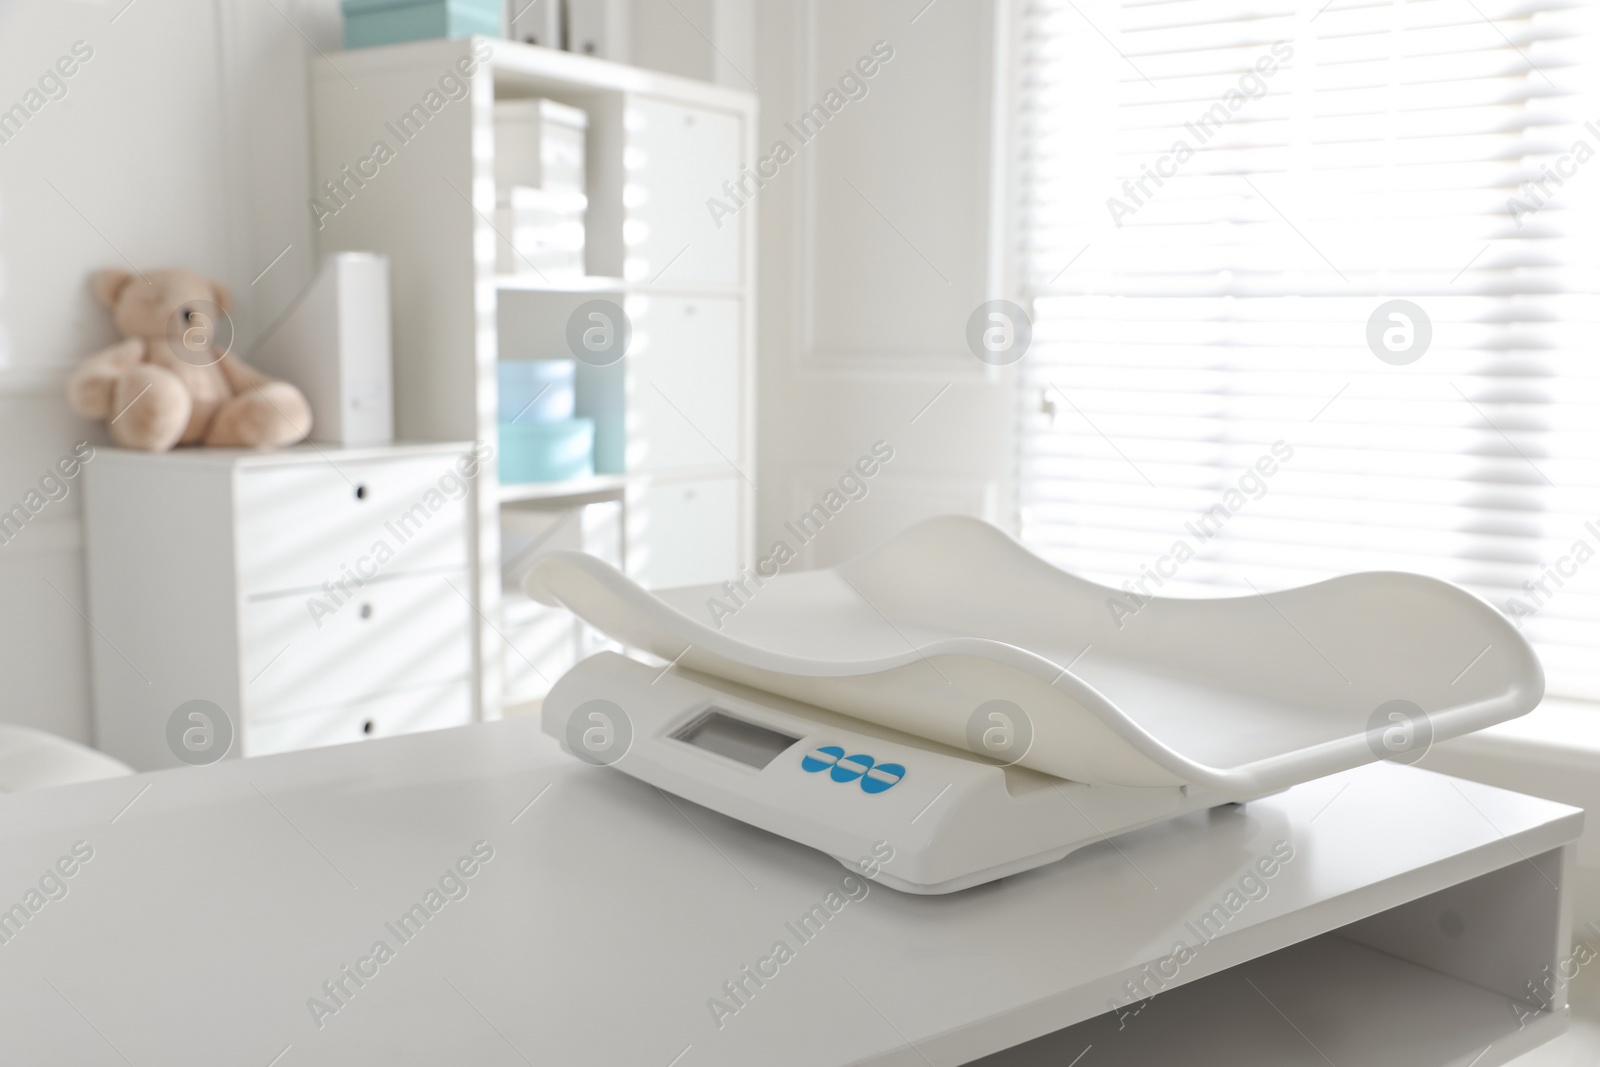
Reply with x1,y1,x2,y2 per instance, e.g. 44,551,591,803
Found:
308,37,757,719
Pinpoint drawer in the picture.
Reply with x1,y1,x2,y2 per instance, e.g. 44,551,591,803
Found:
235,453,471,595
629,477,741,589
627,296,743,473
244,679,471,757
625,96,743,288
241,571,473,720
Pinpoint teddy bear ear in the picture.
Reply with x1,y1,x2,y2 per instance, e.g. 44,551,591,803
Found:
212,281,233,314
90,269,134,308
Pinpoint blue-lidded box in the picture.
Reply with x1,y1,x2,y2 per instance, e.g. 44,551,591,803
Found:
499,418,595,484
498,360,575,423
340,0,501,49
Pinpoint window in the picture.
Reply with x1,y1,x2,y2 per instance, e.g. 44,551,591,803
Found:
1016,0,1600,700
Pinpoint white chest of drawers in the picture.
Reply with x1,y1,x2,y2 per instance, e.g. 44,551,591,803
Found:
83,443,479,770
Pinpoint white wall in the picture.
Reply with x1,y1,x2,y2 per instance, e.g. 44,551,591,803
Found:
629,0,754,89
0,0,335,742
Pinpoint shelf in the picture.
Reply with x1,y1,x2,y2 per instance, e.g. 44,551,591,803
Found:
498,473,627,505
980,933,1561,1067
495,274,627,293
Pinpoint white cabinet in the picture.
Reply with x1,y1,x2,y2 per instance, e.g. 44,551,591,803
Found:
624,96,745,288
630,476,741,589
628,295,743,473
83,444,477,770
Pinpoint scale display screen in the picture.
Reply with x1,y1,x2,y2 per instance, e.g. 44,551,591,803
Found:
673,709,801,769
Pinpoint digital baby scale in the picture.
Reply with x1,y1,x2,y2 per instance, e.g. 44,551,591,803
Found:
528,516,1544,894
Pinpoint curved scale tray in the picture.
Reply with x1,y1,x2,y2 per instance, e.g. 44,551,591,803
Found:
524,516,1542,793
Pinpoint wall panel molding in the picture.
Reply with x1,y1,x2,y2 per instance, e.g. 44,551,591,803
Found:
788,0,995,377
0,517,83,559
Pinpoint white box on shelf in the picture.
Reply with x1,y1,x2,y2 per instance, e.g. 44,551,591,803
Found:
565,0,629,61
249,252,394,447
495,186,587,277
505,0,561,48
493,98,588,195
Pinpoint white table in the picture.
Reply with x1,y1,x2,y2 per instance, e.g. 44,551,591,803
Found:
0,715,1580,1066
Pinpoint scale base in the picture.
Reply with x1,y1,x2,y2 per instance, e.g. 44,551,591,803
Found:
839,791,1254,894
845,843,1089,895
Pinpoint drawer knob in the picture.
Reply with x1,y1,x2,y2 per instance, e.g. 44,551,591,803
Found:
355,485,368,500
359,603,374,620
362,720,374,735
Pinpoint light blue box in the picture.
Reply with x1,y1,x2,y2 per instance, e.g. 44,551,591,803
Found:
499,419,595,484
498,360,576,423
340,0,501,49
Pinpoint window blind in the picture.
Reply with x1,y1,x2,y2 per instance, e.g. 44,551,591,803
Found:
1016,0,1600,699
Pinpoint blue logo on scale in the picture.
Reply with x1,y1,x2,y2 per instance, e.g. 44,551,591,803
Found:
800,745,904,794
